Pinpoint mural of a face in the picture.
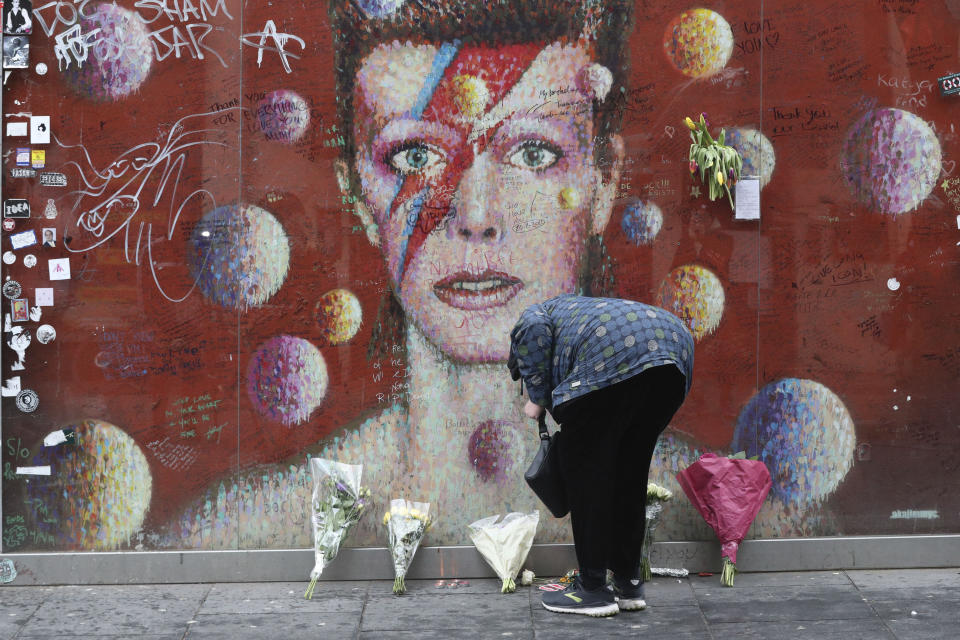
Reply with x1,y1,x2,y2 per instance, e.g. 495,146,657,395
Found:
344,41,620,363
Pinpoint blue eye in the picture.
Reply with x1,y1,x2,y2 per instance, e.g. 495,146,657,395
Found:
388,143,444,175
507,140,562,170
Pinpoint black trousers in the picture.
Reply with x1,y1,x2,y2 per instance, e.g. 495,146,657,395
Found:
553,365,686,590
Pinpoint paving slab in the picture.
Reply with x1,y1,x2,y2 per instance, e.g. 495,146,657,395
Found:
201,581,364,614
0,586,53,640
690,570,852,589
846,568,960,590
708,618,898,639
643,576,699,606
361,630,533,639
531,603,711,638
696,584,877,623
184,612,359,639
362,592,531,632
19,584,209,637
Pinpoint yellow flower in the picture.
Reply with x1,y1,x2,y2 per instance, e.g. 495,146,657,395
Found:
382,512,392,525
716,170,724,186
684,117,697,131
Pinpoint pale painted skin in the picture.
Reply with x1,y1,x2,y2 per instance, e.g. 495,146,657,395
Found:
158,40,822,550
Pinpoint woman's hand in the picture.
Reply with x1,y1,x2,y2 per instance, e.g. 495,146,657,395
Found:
524,400,544,420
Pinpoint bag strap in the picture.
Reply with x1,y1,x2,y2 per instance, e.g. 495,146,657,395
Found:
537,413,550,440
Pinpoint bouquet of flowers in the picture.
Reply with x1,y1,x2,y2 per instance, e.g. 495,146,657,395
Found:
676,452,771,586
685,113,743,209
467,511,540,593
640,483,673,582
384,498,432,594
304,458,370,599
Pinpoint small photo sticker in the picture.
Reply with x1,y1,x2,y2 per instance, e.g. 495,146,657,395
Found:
11,298,29,322
2,35,29,69
41,227,56,248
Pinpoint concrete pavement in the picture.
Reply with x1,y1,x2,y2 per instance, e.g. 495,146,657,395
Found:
0,568,957,639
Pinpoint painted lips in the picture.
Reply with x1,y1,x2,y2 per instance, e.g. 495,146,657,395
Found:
433,270,523,310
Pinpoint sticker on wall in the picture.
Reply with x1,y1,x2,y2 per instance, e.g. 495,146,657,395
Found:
2,251,15,265
9,167,36,178
31,149,45,169
5,121,27,136
2,219,15,231
41,228,56,248
44,428,75,447
36,324,55,344
2,35,29,69
1,376,21,397
6,327,30,370
38,172,67,187
35,62,47,76
48,257,70,280
3,1,34,36
0,559,16,584
23,255,36,269
28,304,41,322
10,230,36,250
4,199,29,218
35,288,53,306
2,281,22,299
15,148,30,166
15,389,38,413
15,466,49,475
29,115,50,144
43,199,58,219
11,298,28,322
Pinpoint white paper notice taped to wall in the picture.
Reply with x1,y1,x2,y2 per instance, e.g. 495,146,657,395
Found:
5,122,28,137
16,466,51,476
734,176,761,220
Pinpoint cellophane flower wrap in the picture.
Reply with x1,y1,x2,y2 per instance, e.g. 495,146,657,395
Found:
640,483,673,582
676,452,772,586
304,458,370,599
384,499,431,595
467,511,540,593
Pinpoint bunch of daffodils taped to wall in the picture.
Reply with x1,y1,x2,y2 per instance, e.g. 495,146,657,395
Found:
686,113,743,210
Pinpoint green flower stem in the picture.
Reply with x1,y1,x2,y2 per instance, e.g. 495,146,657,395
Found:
393,576,406,595
720,557,737,587
502,577,516,593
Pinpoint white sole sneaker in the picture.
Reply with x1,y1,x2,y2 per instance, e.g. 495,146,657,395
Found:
615,597,647,611
542,601,620,617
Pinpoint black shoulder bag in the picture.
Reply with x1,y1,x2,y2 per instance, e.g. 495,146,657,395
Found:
524,412,569,518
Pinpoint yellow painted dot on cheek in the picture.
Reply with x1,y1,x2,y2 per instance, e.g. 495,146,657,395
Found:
451,75,490,119
558,187,581,209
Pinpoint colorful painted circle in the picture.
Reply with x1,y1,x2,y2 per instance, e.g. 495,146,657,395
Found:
316,289,363,345
258,90,310,143
732,379,856,506
62,4,153,102
656,265,725,341
621,200,664,245
189,204,290,310
247,335,328,426
663,9,734,78
25,419,152,550
467,420,521,483
842,108,942,215
726,127,776,189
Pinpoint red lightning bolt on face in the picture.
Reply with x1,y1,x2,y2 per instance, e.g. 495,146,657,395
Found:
388,43,546,285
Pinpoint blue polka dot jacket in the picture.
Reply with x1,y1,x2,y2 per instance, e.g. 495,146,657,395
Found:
508,294,694,414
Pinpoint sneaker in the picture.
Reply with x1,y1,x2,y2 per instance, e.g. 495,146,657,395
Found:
541,576,619,617
610,577,646,611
